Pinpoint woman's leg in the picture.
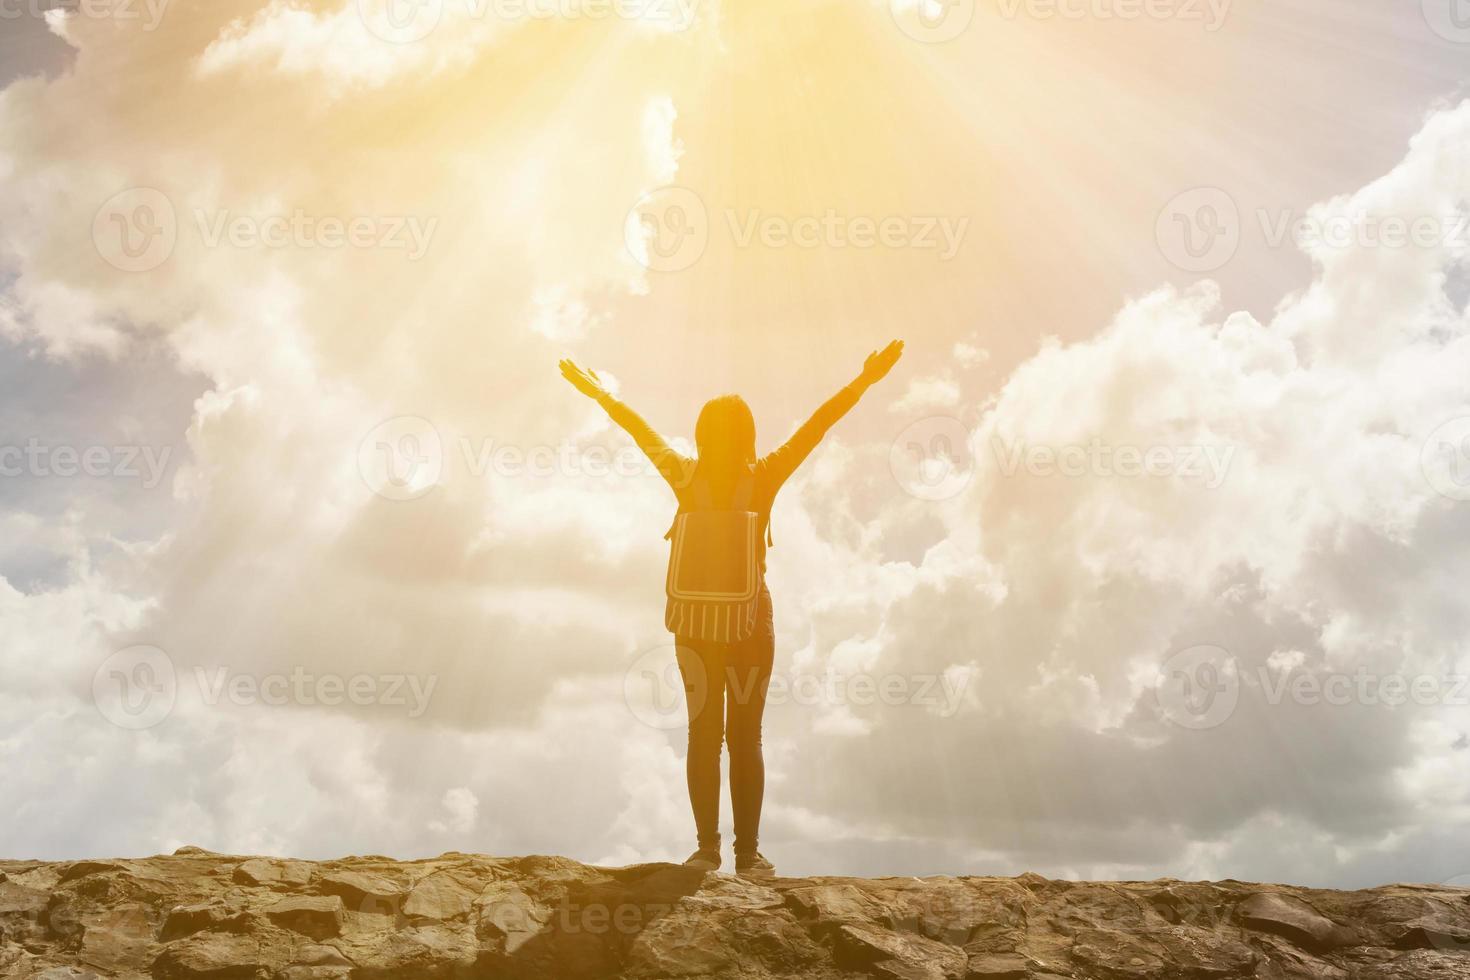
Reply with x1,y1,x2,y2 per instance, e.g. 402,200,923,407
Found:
676,639,725,852
725,593,775,858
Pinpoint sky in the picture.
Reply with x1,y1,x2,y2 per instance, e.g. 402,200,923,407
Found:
1,0,1469,888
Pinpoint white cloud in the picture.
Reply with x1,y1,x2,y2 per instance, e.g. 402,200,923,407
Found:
429,786,480,834
890,374,960,413
197,0,514,94
1,0,1469,889
779,102,1470,882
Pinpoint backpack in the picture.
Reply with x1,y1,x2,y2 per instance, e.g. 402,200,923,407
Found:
665,468,763,643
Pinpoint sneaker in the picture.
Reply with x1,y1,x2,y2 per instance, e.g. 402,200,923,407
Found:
734,852,775,877
683,848,721,871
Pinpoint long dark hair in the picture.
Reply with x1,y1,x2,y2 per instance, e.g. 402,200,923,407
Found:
694,394,756,473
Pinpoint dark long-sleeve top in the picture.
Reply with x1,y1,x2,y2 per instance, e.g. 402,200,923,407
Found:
597,380,868,571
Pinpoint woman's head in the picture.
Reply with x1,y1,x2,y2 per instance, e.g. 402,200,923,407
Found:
695,394,756,467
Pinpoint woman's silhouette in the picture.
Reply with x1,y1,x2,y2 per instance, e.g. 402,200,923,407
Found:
560,340,904,876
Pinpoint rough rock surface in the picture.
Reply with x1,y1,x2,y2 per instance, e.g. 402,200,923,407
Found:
0,849,1466,978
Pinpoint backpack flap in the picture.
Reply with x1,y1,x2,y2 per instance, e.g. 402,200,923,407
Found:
664,469,763,642
666,511,760,602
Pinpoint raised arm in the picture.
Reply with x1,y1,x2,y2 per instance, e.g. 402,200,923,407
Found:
763,340,904,488
559,359,693,490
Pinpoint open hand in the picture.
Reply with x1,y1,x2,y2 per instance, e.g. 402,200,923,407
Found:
860,340,904,385
559,359,609,400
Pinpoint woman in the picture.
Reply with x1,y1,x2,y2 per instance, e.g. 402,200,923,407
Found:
559,340,903,876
